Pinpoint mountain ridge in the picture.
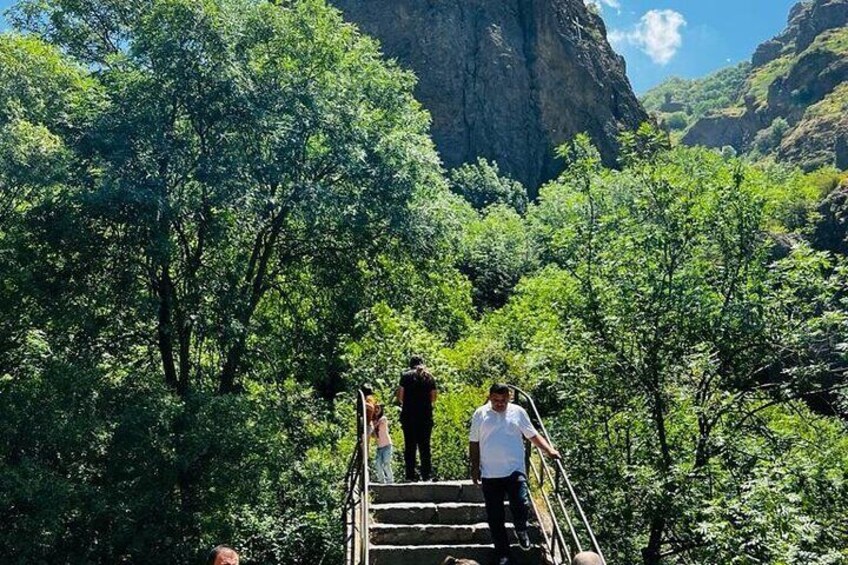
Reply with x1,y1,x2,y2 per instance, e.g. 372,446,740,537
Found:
643,0,848,171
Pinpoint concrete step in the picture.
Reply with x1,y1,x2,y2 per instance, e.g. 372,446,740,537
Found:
371,502,513,525
371,522,542,546
370,544,544,565
371,481,485,504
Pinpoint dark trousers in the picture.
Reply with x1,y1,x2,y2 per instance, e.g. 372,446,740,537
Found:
481,472,531,558
401,419,432,480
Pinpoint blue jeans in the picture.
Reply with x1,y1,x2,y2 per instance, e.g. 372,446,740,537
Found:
374,445,394,484
481,471,531,557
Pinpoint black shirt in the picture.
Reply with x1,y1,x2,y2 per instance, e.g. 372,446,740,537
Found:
399,368,437,424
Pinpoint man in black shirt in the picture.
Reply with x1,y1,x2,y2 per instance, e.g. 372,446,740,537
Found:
396,355,438,481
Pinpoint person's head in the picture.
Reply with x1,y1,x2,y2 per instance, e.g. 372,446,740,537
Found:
207,546,239,565
408,354,424,369
360,383,374,397
488,383,511,412
571,552,603,565
442,558,481,565
372,403,384,421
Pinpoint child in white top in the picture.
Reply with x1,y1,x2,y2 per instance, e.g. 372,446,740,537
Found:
370,404,394,484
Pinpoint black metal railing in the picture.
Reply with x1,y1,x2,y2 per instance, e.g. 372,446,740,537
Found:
342,390,370,565
509,385,607,565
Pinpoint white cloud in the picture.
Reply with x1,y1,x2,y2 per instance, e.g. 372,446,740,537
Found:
585,0,622,14
609,9,686,65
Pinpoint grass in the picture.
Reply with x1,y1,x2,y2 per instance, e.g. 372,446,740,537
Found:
803,82,848,119
808,27,848,56
744,54,795,108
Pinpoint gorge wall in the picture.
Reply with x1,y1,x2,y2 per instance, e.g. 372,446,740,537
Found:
330,0,648,192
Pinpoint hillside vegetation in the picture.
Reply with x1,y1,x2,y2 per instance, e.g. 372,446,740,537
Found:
1,1,847,564
642,0,848,171
641,62,750,121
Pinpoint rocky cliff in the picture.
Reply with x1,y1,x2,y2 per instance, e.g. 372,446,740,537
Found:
661,0,848,171
330,0,647,192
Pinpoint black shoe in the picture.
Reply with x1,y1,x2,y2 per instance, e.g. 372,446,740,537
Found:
516,529,531,550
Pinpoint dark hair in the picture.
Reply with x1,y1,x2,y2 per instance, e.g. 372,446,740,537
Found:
206,546,236,565
489,383,510,396
408,355,424,369
360,383,374,397
414,364,434,385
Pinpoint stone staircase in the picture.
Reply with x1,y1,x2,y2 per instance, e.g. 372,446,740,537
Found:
369,481,546,565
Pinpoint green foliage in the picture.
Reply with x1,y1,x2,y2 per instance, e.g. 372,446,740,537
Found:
804,82,848,119
746,55,795,108
493,139,848,562
753,116,790,154
618,122,672,166
0,0,456,562
663,111,688,131
448,157,528,214
458,204,538,310
342,302,460,396
2,1,848,563
0,360,346,563
720,145,738,159
809,26,848,57
429,385,489,480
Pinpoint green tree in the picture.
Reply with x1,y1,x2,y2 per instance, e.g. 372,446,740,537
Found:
753,116,790,155
0,1,453,562
448,157,528,214
12,0,440,396
459,204,538,310
663,111,689,131
524,137,848,563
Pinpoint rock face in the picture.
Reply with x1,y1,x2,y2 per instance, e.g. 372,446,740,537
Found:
330,0,647,192
681,108,764,150
795,0,848,51
813,181,848,255
752,39,785,68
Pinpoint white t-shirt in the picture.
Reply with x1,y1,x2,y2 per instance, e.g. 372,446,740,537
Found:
469,402,538,479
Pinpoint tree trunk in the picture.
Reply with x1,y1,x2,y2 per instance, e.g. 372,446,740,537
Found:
157,266,179,393
642,516,665,565
641,384,672,564
219,333,246,394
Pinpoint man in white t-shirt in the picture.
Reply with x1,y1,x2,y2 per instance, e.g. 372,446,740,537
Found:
469,383,561,565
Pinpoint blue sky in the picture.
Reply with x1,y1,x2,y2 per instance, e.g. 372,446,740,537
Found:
1,0,799,94
591,0,798,93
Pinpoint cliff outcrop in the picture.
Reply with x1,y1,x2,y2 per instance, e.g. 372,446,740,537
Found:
330,0,647,192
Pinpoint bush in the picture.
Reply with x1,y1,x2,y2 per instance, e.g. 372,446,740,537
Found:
754,116,790,154
448,158,529,213
720,145,738,159
459,205,539,310
664,111,689,130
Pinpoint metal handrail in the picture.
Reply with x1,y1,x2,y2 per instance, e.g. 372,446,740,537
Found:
342,390,370,565
509,385,607,565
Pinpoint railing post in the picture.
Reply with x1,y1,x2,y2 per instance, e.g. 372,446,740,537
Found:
555,461,562,496
359,391,370,565
342,391,371,565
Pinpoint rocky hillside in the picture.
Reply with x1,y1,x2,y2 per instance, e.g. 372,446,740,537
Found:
330,0,647,193
645,0,848,171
